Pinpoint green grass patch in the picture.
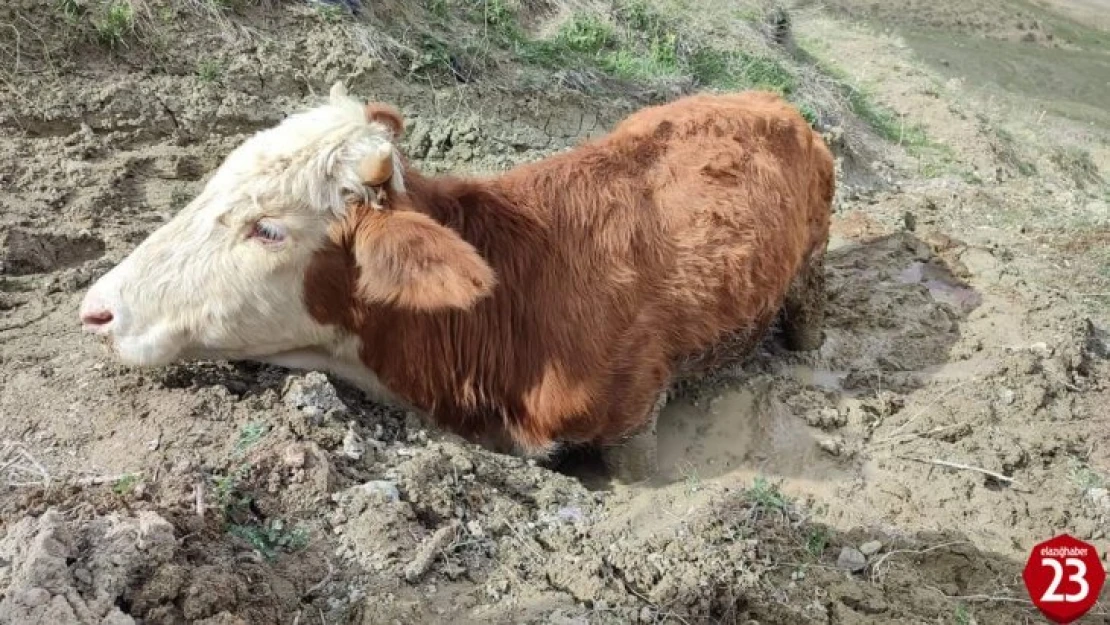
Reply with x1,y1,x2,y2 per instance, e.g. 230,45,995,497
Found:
229,518,309,560
93,1,135,48
112,473,141,496
464,0,797,95
209,462,308,560
233,421,270,457
745,475,789,511
805,525,829,558
196,58,223,83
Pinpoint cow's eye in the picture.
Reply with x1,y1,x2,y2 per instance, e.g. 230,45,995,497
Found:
248,219,287,245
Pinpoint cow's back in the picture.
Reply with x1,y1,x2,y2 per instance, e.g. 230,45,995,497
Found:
498,90,833,370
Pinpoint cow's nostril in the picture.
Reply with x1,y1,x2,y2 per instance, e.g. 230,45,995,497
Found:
81,310,114,328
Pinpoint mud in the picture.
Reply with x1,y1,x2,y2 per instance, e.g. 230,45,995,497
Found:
1,1,1109,624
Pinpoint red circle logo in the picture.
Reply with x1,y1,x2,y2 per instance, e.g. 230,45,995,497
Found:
1022,534,1106,624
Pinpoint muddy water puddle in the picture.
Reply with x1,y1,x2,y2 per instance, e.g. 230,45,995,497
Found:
656,383,851,499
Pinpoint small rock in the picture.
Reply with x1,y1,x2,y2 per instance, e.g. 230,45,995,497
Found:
342,422,365,460
998,388,1016,406
360,480,400,503
19,587,51,608
283,443,307,469
282,372,346,419
859,540,883,556
806,408,846,429
466,520,484,538
837,546,867,572
556,507,584,523
818,438,842,456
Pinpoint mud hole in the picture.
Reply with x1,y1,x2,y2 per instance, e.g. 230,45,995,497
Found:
2,2,1110,624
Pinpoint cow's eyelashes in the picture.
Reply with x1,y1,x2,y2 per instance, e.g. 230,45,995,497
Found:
248,219,288,245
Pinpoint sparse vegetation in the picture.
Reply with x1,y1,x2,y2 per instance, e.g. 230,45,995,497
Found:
312,1,347,23
234,421,269,457
1068,458,1105,493
745,475,789,512
228,518,310,560
954,602,974,625
466,0,799,95
805,525,829,557
112,473,140,495
92,1,135,48
196,58,223,83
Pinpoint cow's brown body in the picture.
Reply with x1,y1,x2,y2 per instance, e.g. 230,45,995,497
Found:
304,91,835,478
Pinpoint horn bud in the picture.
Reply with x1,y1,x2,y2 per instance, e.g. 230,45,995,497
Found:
358,143,394,187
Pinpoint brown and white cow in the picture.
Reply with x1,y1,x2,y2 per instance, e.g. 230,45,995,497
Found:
79,82,835,482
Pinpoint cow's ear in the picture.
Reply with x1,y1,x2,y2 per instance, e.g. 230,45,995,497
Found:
365,103,404,141
353,210,495,310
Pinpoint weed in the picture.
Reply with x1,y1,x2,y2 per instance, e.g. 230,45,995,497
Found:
112,473,140,496
313,1,347,23
796,101,819,128
196,58,223,83
954,602,973,625
481,0,515,34
688,49,796,93
1052,146,1102,189
1068,459,1105,493
233,421,269,457
410,33,454,76
745,475,788,511
678,462,701,494
93,1,135,49
211,462,252,516
556,13,614,55
229,518,309,560
805,526,829,558
58,0,84,24
425,0,449,19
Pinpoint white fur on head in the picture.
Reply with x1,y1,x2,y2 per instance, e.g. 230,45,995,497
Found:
78,82,405,368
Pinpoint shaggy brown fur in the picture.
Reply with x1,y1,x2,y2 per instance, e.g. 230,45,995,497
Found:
305,91,835,479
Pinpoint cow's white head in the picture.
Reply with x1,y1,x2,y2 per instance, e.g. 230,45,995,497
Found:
79,82,407,367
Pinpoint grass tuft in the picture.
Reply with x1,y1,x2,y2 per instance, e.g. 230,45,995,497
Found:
93,1,136,49
745,475,789,511
112,473,140,495
196,58,223,83
229,518,310,560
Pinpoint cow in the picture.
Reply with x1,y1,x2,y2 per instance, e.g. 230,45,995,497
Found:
79,82,835,483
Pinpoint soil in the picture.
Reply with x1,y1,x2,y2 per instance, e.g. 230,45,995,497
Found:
1,1,1109,624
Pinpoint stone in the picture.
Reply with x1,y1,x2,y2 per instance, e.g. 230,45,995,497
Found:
836,546,867,573
859,540,883,556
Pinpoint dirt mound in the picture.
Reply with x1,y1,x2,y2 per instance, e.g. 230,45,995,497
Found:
0,508,175,624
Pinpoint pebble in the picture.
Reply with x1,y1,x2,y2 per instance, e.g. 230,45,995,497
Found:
20,587,50,608
282,372,346,418
360,480,400,503
836,546,867,573
998,388,1016,406
818,438,842,456
342,422,365,460
859,540,883,556
282,443,307,469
